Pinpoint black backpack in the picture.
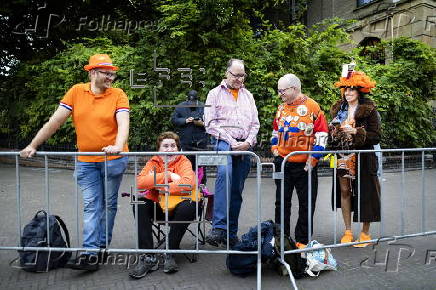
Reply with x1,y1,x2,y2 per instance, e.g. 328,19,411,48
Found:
273,226,307,279
18,210,71,272
226,220,276,276
226,245,258,276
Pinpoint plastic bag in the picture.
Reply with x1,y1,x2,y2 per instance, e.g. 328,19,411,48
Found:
304,240,337,277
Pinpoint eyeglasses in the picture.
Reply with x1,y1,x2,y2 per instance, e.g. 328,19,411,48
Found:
277,86,294,94
228,70,247,79
96,70,117,80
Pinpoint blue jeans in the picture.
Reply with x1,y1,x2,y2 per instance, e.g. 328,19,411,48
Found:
212,140,251,238
75,156,128,250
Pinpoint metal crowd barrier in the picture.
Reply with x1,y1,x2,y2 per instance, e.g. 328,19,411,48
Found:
0,148,435,290
0,150,264,289
276,147,436,289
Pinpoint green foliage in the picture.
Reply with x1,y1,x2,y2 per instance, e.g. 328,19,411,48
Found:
3,38,136,146
357,37,436,148
1,2,434,150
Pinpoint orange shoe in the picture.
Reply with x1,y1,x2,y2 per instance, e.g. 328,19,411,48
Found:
340,230,353,244
295,242,306,249
353,232,372,248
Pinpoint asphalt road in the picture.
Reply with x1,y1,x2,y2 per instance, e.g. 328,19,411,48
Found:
0,162,435,289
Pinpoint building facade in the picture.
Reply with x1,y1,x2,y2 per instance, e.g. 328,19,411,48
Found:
306,0,435,48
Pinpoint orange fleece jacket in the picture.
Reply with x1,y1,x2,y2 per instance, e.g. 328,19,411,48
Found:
136,155,198,208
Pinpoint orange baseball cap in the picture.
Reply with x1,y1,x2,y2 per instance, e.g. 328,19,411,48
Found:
84,54,119,71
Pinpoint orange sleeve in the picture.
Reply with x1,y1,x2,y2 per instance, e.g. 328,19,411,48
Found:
116,90,130,111
136,161,166,190
60,85,76,109
167,157,195,196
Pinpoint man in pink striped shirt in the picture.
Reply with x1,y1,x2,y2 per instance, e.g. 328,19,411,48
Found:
204,59,260,247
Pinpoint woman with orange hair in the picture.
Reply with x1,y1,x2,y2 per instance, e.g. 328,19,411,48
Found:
329,69,381,247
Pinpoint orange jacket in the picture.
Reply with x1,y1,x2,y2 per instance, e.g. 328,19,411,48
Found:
136,155,200,211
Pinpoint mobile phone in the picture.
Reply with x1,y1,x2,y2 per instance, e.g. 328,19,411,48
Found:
330,119,340,126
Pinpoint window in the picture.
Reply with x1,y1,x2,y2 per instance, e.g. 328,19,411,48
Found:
359,37,385,64
357,0,377,7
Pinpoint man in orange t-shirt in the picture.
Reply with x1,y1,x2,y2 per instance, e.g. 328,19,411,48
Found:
20,54,130,271
271,73,328,249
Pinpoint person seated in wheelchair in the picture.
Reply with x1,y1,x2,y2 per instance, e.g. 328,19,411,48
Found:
129,131,202,279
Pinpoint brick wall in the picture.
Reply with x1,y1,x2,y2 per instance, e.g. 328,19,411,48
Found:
307,0,357,26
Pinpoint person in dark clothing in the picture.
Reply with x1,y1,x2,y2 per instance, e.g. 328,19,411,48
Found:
171,90,213,221
171,90,208,169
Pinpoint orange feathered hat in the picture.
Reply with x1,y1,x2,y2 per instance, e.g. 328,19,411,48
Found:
334,71,376,93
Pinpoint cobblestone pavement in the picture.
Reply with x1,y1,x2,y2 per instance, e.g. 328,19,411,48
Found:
0,162,435,289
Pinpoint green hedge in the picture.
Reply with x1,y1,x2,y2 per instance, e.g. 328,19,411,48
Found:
1,16,434,150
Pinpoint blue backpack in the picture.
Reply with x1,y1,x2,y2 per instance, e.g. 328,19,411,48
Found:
226,220,276,276
18,210,71,272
